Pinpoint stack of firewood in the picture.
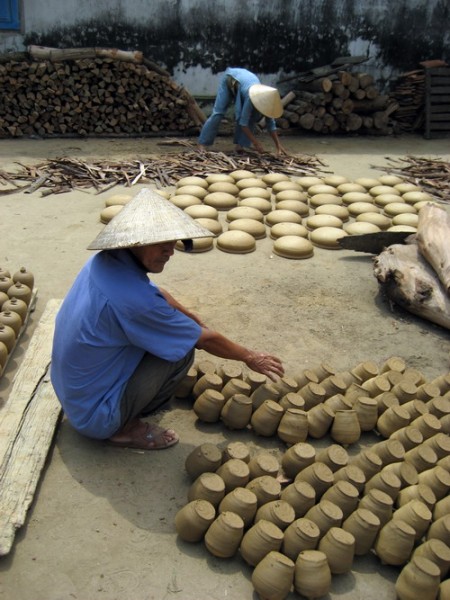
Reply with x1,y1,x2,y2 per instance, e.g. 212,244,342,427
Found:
279,70,398,135
0,46,204,138
388,70,426,132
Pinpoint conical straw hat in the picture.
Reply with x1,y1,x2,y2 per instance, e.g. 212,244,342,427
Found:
249,84,283,118
87,188,213,250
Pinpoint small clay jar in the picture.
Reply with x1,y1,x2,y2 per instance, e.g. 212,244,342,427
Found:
246,475,281,507
277,408,308,444
282,517,320,560
187,472,226,507
361,374,391,397
350,449,382,480
304,500,343,537
0,267,10,278
281,442,316,480
393,499,433,540
273,376,299,397
248,452,279,480
220,377,251,400
293,368,319,389
13,267,34,289
404,444,438,473
330,409,361,445
250,399,284,436
416,382,441,402
243,370,267,393
174,499,216,542
294,549,332,599
391,380,419,404
220,393,252,429
365,468,402,500
193,388,226,422
431,372,450,394
374,518,416,565
403,368,426,386
249,382,280,410
382,461,418,489
195,359,216,377
440,415,450,435
299,382,326,410
342,507,381,555
295,462,334,499
279,392,305,411
324,393,353,412
423,432,450,459
0,276,13,293
306,403,335,439
334,464,366,494
280,480,316,518
374,391,399,416
1,296,28,321
401,399,428,420
215,459,250,493
174,366,198,398
320,374,347,398
396,483,436,511
376,405,411,437
417,466,450,501
185,443,223,479
353,396,378,431
0,310,21,337
318,526,355,574
359,488,393,527
433,495,450,521
409,413,443,440
350,360,379,382
427,397,450,420
315,444,349,473
239,519,283,567
311,361,336,382
254,499,296,531
216,363,243,385
0,290,9,310
251,550,295,600
372,438,405,466
222,441,250,464
391,425,424,450
218,487,258,528
380,355,406,374
321,480,359,519
6,281,32,305
0,323,16,352
192,373,223,397
395,556,441,600
412,538,450,579
427,515,450,545
204,511,244,558
439,579,450,600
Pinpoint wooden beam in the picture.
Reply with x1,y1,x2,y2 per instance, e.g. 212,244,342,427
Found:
0,299,62,557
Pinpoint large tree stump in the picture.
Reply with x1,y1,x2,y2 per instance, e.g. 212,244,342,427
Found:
416,203,450,294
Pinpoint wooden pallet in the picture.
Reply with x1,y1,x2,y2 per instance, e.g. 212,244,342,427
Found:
424,66,450,139
0,299,62,556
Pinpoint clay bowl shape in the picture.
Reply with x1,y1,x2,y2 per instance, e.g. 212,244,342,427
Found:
184,204,219,220
176,176,208,188
266,210,302,226
216,231,256,254
305,214,343,230
270,222,309,239
310,226,348,249
309,193,343,208
273,236,314,260
226,206,264,222
228,218,266,239
315,204,350,221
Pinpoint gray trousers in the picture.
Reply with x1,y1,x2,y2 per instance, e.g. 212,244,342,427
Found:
118,349,195,428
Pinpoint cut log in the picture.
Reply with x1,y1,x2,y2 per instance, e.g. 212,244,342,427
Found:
374,242,450,330
416,203,450,294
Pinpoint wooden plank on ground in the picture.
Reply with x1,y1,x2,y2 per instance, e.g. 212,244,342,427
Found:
0,299,62,557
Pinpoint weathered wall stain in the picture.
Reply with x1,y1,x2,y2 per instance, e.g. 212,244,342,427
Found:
5,0,448,94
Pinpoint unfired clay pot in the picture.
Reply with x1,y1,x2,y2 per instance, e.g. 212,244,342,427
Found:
282,517,320,560
330,409,361,445
204,511,244,558
374,518,416,565
193,388,226,422
318,526,355,574
184,443,222,479
1,297,28,321
187,472,225,507
251,550,295,600
240,519,284,566
215,458,250,493
220,393,252,430
254,500,296,531
245,476,281,507
277,408,308,444
342,507,381,555
393,499,433,540
218,487,258,528
248,452,280,479
280,480,316,518
6,281,32,305
395,556,441,600
294,549,332,599
13,267,34,289
250,399,284,436
174,499,216,542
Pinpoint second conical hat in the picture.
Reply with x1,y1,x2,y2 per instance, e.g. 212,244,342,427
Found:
87,188,213,250
249,84,283,118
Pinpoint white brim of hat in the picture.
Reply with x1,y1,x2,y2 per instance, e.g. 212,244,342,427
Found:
249,84,283,119
87,188,213,250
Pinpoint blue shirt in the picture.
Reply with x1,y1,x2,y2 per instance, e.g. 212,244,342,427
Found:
51,249,201,439
225,67,277,132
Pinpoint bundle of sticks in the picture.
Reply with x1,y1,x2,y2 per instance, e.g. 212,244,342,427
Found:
372,155,450,202
0,141,325,196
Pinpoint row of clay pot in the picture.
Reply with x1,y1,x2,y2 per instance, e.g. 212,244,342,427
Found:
0,266,34,376
178,356,450,451
176,429,450,599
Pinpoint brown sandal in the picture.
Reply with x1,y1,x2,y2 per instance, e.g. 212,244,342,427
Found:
108,422,179,450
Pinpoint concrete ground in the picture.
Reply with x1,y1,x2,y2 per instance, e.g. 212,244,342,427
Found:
0,133,449,600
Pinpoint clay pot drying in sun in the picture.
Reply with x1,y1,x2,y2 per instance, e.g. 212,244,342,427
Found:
1,296,28,322
294,549,332,599
374,518,416,565
240,519,284,566
330,409,361,445
282,517,320,560
318,526,355,574
204,511,244,558
174,499,216,542
248,452,280,479
281,442,316,479
220,393,253,429
251,550,295,600
250,399,284,436
6,281,32,305
218,487,258,528
395,556,441,600
13,267,34,289
342,507,381,555
280,480,316,518
184,443,223,479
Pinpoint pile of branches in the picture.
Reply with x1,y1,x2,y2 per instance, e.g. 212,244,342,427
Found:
0,141,325,196
372,156,450,202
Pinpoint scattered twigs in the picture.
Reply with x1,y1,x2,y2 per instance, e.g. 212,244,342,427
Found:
0,142,325,196
371,155,450,201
